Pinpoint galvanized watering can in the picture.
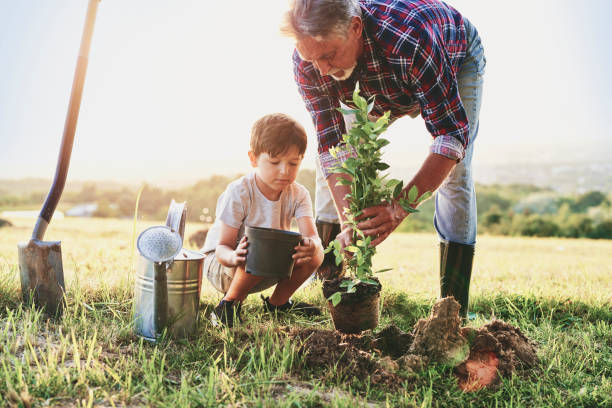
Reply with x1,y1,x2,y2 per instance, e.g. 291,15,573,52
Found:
133,201,204,341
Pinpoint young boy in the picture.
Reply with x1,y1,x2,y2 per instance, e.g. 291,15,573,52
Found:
201,113,324,327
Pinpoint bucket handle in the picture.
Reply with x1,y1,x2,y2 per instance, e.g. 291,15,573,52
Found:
165,200,187,243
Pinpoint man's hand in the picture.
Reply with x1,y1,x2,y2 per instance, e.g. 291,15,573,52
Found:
356,200,407,247
229,236,248,266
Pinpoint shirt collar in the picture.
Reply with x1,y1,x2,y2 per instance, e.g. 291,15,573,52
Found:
356,28,382,77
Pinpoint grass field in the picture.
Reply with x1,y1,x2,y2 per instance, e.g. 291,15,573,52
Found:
0,217,611,407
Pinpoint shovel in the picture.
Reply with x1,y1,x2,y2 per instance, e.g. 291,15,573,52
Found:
17,0,101,316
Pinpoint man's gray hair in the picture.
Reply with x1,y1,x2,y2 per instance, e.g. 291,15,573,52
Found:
281,0,362,40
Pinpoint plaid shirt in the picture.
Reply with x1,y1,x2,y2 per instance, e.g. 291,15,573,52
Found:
293,0,469,175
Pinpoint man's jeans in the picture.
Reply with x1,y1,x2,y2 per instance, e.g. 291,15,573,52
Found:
315,18,485,245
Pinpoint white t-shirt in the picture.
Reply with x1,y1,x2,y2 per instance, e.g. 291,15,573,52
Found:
202,173,313,253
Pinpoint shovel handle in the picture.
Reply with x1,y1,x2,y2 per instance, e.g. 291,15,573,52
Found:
33,0,101,240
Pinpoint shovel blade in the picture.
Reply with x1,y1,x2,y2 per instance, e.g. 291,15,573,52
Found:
17,239,66,316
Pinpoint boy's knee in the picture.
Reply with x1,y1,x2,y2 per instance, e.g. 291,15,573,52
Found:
292,260,320,278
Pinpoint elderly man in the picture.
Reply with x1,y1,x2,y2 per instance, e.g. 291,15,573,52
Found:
282,0,486,318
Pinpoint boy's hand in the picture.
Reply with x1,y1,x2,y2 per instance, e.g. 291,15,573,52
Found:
230,236,248,266
293,237,317,265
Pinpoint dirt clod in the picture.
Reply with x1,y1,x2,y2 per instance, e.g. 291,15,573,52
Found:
290,328,399,387
409,297,469,366
455,319,538,390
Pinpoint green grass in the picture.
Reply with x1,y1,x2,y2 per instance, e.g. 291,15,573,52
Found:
1,217,611,407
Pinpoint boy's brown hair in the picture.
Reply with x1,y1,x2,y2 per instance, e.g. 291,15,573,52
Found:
250,113,307,157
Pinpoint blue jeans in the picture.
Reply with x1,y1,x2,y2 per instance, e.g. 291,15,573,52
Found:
315,18,486,245
434,18,485,245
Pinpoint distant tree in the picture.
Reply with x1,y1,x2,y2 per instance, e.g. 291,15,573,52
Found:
482,205,503,227
560,214,593,238
573,191,609,213
591,221,612,239
476,191,512,214
511,214,559,237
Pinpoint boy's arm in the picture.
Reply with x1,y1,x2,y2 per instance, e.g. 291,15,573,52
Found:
215,221,247,267
294,216,324,266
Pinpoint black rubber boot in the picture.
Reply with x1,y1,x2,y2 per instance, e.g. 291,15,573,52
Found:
315,219,344,280
439,240,475,320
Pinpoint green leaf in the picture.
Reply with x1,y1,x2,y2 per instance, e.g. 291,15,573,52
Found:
335,253,343,266
392,180,404,199
344,246,359,253
375,162,390,171
399,198,419,213
337,107,359,115
408,185,418,203
339,279,354,288
349,127,369,139
328,292,342,307
417,190,433,204
366,100,374,115
375,268,393,274
353,92,367,110
344,157,358,170
376,138,390,148
361,278,380,286
329,167,352,176
340,163,355,177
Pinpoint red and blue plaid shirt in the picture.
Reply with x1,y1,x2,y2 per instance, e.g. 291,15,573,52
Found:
293,0,469,175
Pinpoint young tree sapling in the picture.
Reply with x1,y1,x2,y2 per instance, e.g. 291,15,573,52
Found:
326,86,431,306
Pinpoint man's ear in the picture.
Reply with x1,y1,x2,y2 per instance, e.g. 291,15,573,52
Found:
248,150,258,167
349,16,363,37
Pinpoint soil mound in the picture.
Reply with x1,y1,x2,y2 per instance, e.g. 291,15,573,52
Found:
289,328,399,387
287,297,537,392
408,297,469,366
455,319,538,391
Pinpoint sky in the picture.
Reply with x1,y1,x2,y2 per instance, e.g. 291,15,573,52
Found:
1,0,611,186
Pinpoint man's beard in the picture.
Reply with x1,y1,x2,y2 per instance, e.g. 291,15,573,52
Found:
330,63,357,81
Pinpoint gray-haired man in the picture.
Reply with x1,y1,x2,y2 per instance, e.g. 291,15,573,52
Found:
282,0,486,318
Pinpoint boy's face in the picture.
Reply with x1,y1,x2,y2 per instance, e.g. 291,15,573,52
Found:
249,146,303,197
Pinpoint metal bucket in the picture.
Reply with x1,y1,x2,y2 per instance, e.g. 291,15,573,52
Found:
133,200,205,342
133,248,204,341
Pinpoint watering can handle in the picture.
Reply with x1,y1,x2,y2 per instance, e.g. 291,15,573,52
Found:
165,200,187,242
32,0,101,240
